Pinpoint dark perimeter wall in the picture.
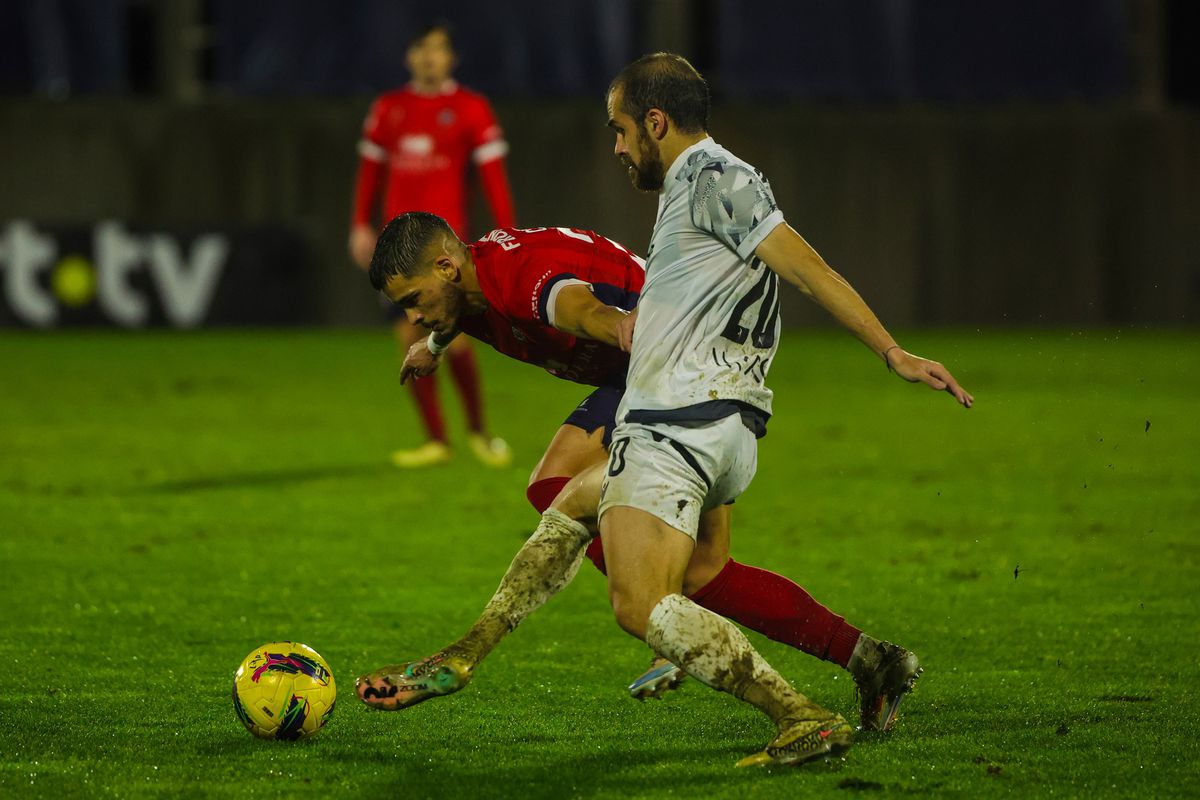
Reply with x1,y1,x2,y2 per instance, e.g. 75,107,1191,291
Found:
1,98,1197,327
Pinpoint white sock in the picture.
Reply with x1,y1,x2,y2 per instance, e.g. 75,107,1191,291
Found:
646,593,808,724
454,509,591,662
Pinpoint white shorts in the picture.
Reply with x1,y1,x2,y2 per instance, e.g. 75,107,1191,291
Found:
598,414,758,539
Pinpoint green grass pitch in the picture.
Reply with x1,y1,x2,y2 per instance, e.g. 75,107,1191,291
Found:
1,328,1197,798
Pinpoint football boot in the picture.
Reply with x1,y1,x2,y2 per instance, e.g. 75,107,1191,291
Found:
467,434,513,468
391,441,452,469
735,711,854,768
848,638,922,731
356,650,473,711
627,656,685,700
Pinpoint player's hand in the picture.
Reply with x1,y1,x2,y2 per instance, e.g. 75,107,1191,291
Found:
349,225,377,271
886,349,973,408
400,338,442,384
617,308,638,353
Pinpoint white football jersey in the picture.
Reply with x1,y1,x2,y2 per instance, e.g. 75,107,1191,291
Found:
618,137,785,436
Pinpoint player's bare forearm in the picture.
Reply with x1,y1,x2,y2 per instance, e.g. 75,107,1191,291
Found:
756,223,973,407
552,284,628,348
755,224,895,356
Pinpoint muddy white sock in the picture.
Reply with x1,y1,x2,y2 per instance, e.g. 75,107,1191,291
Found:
646,593,811,726
453,509,591,663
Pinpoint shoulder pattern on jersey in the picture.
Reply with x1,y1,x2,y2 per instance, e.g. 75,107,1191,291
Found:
683,151,779,253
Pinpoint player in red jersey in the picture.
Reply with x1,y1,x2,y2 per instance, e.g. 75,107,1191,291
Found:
356,212,894,713
349,21,514,470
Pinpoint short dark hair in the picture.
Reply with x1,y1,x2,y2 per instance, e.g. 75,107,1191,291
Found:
407,19,454,50
368,212,456,291
609,52,710,134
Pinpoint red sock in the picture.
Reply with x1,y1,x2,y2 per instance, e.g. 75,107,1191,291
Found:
447,347,485,433
526,476,606,575
689,560,862,668
526,477,569,513
407,375,446,443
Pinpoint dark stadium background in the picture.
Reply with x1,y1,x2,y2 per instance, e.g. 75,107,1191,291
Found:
1,0,1196,330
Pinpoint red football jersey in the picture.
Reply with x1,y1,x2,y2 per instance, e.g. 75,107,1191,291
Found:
458,227,645,387
353,81,514,238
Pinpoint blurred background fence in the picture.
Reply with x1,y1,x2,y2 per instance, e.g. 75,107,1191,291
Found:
1,0,1197,327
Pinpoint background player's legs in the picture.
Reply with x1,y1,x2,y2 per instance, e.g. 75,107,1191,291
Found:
391,318,450,467
445,335,512,467
389,318,509,468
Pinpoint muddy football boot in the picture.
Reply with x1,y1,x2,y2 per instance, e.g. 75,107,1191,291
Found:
735,712,854,768
848,638,922,732
356,651,473,711
627,656,685,700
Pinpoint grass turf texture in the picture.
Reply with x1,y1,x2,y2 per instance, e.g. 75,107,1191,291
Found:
1,329,1197,799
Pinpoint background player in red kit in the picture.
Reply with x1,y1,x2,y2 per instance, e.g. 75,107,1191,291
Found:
349,21,515,469
360,212,887,707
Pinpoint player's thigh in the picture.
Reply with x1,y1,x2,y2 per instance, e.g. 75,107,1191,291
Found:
548,461,606,527
529,424,608,486
684,505,731,595
530,385,622,484
599,504,695,637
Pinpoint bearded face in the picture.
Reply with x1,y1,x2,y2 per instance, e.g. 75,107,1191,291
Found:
621,124,666,192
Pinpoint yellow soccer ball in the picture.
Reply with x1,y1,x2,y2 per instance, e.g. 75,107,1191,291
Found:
232,642,336,740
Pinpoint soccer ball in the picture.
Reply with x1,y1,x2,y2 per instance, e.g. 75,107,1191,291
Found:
232,641,336,740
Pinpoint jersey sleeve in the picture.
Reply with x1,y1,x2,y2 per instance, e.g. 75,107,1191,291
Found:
689,161,785,261
465,96,509,165
358,97,389,163
510,265,589,328
483,238,585,329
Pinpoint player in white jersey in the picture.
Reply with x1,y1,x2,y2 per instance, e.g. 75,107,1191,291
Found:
598,53,972,768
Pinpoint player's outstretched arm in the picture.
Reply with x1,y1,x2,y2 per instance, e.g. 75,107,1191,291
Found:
755,223,973,408
551,284,632,349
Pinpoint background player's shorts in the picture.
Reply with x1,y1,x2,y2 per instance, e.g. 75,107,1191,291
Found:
598,413,757,538
563,385,623,447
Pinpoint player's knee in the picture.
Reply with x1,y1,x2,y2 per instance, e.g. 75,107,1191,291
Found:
547,464,604,525
608,585,652,639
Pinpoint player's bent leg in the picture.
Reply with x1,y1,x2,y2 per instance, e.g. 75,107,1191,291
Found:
629,505,731,699
528,424,609,491
548,461,607,529
531,386,622,571
600,423,851,767
527,424,609,569
600,505,694,639
357,508,592,711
